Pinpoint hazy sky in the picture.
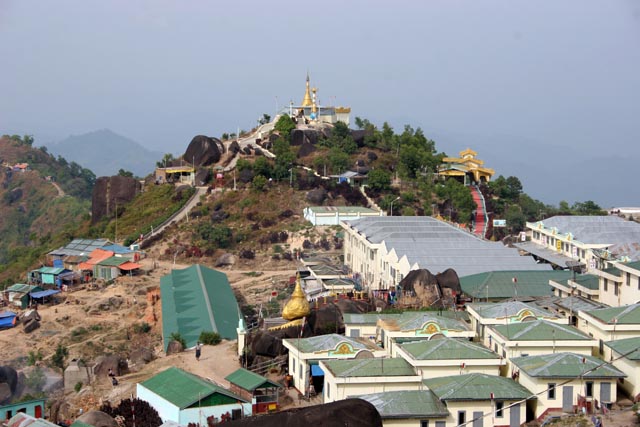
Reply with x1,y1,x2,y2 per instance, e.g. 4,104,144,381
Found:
1,1,639,207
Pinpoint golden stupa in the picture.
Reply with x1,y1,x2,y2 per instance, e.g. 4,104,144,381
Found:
282,273,311,321
301,73,313,107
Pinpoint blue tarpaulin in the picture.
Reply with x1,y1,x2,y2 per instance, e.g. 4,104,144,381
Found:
30,289,61,298
311,365,324,376
0,311,17,329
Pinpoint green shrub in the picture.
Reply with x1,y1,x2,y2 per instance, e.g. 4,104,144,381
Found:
27,350,44,366
133,322,151,334
51,344,68,370
169,332,186,349
74,382,83,393
199,331,221,346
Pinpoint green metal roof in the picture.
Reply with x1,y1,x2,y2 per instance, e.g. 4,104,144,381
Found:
468,301,556,319
603,266,622,276
283,333,382,353
161,264,240,351
492,320,592,341
225,368,281,391
7,283,39,293
342,313,392,325
460,270,571,299
37,267,66,274
622,260,640,271
356,390,449,419
322,358,416,377
424,373,532,401
511,352,626,379
604,336,640,361
70,422,94,427
96,256,128,266
571,274,600,290
140,367,246,409
399,337,500,361
584,303,640,325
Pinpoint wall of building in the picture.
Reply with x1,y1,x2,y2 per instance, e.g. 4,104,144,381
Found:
179,403,251,425
444,400,525,427
324,379,422,403
381,418,448,427
136,386,181,423
609,356,639,398
576,318,640,361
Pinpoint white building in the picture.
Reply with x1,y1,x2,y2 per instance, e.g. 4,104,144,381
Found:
303,206,382,226
577,303,640,360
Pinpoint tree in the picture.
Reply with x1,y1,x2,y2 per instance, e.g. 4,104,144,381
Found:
505,205,526,233
328,147,349,174
51,344,68,370
367,169,391,192
23,135,34,146
156,153,174,168
118,169,134,178
333,121,350,139
259,113,271,125
252,174,268,191
572,200,606,216
274,114,296,141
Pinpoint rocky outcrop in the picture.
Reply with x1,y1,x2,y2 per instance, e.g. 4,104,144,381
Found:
291,129,321,146
398,268,461,308
183,135,225,166
0,366,18,404
91,176,142,223
306,188,327,204
76,411,118,427
93,355,127,378
225,398,382,427
296,141,316,158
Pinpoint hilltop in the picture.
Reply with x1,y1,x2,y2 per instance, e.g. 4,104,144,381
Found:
48,129,163,178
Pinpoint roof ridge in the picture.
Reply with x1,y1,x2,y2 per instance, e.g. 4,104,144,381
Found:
511,320,540,339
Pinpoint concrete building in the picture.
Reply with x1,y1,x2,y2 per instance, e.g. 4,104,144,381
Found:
577,303,640,360
516,215,640,270
604,336,640,398
303,206,382,226
549,273,600,302
356,390,449,427
1,399,47,422
423,373,532,427
511,353,625,421
341,216,548,291
467,301,566,347
136,367,251,425
282,334,385,394
591,261,640,307
376,312,474,357
394,338,504,379
320,358,422,403
64,359,92,392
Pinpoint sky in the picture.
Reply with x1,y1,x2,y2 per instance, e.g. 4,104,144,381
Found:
1,0,639,207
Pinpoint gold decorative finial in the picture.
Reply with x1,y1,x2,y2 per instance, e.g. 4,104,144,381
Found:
282,272,311,320
302,73,313,107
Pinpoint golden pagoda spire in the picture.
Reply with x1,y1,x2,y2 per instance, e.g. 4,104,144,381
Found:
301,72,313,107
282,272,311,320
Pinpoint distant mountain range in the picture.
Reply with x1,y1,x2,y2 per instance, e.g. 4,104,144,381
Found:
48,129,163,178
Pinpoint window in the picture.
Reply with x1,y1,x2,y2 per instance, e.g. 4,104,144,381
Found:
496,401,504,417
599,339,604,355
603,279,608,292
327,386,330,399
586,381,594,398
627,272,631,286
614,284,619,296
292,358,296,373
420,421,429,427
457,411,466,425
548,383,556,400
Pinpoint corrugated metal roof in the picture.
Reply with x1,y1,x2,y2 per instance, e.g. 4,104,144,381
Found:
622,260,640,271
36,267,66,274
322,358,416,377
308,206,378,214
7,284,38,293
424,373,532,401
492,320,592,341
356,390,449,418
398,337,500,361
468,301,557,319
384,312,470,332
7,413,60,427
342,313,397,325
96,256,128,267
511,352,625,378
225,368,281,391
47,238,112,257
460,270,571,299
160,265,240,351
604,336,640,361
513,241,575,266
283,333,382,353
344,217,549,277
537,216,640,260
584,303,640,325
140,367,246,409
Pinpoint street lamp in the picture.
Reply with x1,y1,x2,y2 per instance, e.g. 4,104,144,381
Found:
390,196,400,217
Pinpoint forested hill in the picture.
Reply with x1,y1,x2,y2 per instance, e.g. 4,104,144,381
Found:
0,135,95,284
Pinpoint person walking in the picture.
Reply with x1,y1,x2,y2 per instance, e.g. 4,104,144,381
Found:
195,342,202,361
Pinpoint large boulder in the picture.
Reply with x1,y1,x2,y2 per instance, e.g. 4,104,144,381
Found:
93,355,127,378
0,366,18,404
296,141,316,158
129,347,154,368
91,176,142,223
76,411,118,427
216,253,236,267
166,340,184,355
183,135,224,167
306,188,327,205
291,129,321,146
224,398,382,427
398,268,461,308
23,318,40,333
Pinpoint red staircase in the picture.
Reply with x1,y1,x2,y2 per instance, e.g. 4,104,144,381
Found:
470,186,486,238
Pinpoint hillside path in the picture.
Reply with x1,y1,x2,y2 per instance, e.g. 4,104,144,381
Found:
51,181,65,197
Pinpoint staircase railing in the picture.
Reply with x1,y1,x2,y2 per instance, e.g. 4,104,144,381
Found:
473,184,489,238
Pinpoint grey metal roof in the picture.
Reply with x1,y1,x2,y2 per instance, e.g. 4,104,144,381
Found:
468,301,558,319
344,217,550,277
513,241,575,267
356,390,449,419
48,238,112,257
537,216,640,260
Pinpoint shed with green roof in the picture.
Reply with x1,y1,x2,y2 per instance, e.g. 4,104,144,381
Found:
161,264,240,351
225,368,281,414
136,367,250,425
460,270,571,301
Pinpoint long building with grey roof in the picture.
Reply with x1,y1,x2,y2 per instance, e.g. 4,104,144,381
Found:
341,216,549,291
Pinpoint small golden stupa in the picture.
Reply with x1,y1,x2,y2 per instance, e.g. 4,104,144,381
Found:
301,73,313,107
282,273,311,321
